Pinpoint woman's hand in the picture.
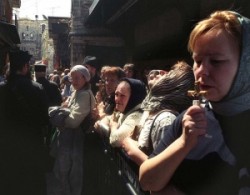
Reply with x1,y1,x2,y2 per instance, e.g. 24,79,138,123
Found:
181,105,207,149
139,106,207,191
91,107,100,121
109,118,118,132
94,118,110,137
61,97,70,108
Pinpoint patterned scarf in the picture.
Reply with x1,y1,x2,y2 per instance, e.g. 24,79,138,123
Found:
211,14,250,116
141,62,195,113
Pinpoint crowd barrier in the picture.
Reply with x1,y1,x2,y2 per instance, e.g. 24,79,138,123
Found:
84,131,148,195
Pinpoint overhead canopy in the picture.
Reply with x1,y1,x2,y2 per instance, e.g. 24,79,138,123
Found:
84,0,250,61
0,21,20,50
85,0,133,26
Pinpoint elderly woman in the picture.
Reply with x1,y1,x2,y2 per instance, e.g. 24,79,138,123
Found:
146,69,167,89
52,65,96,195
95,78,147,147
139,10,250,194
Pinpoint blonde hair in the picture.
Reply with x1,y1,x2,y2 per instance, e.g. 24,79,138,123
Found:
188,10,242,53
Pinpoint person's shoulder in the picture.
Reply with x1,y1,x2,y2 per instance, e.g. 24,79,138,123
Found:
75,88,91,99
0,81,6,87
126,109,143,120
16,77,43,90
0,81,6,94
164,110,185,135
31,80,43,89
153,111,177,128
156,110,177,120
49,80,59,86
48,80,60,89
129,103,143,113
38,77,52,87
155,110,185,137
77,88,89,94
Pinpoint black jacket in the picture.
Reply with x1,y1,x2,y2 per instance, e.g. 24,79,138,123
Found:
0,75,49,195
36,77,62,106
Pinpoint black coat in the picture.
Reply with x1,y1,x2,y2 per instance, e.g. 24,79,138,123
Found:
90,73,100,95
0,75,49,195
36,77,62,106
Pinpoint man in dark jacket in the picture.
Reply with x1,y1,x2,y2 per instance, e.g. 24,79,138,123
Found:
34,63,63,148
34,63,62,106
0,50,49,195
83,55,101,95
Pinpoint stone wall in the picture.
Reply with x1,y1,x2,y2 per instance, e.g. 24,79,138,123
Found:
69,0,125,67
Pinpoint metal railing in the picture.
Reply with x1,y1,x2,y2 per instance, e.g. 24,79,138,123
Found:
84,131,148,195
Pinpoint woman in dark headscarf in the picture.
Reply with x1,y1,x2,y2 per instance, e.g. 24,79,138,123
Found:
95,78,147,147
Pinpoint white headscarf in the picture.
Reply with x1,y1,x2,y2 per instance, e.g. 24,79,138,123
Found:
70,65,90,82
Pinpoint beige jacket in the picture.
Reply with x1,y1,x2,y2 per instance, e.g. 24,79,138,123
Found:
110,104,143,147
64,88,96,129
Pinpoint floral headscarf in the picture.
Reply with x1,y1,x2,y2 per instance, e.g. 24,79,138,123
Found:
141,61,195,114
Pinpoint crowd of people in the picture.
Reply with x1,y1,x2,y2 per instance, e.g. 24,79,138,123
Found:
0,9,250,195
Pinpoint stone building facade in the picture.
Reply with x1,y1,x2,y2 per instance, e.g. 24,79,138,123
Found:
48,16,70,71
18,18,47,63
41,20,54,73
69,0,125,67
